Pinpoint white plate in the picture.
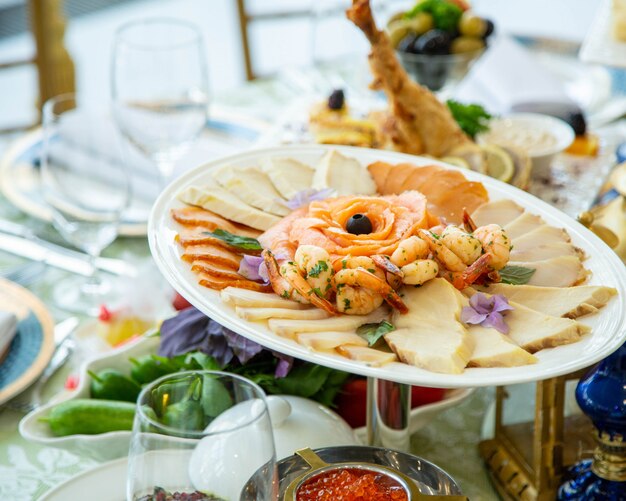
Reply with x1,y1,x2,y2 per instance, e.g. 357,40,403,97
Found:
148,144,626,388
0,110,267,237
41,457,128,501
580,0,626,69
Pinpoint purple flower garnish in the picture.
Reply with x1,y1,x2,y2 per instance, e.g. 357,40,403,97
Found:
159,307,294,377
460,293,513,334
238,255,269,283
284,188,335,210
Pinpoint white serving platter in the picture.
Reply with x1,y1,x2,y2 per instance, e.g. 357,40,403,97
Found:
148,144,626,388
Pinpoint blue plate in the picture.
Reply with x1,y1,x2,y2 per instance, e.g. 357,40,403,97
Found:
0,278,54,405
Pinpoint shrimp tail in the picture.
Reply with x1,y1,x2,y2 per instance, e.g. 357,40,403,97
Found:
371,254,404,278
262,249,285,295
462,209,477,233
450,253,492,289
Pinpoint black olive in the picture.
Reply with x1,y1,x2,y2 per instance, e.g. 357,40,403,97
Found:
566,111,587,136
346,214,373,235
414,30,452,55
328,89,345,110
483,19,495,39
397,33,419,54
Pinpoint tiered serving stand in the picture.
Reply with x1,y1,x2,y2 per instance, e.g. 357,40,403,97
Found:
148,144,626,452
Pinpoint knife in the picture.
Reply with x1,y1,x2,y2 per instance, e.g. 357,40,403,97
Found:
0,232,136,277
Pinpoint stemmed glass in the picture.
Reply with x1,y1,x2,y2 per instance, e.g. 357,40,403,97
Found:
111,19,209,186
41,93,131,315
127,371,277,501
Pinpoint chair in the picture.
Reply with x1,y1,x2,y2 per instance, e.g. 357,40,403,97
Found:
0,0,75,133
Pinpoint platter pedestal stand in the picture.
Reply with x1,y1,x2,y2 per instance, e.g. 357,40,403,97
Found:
366,377,411,451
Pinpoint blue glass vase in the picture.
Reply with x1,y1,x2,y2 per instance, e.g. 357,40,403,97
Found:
557,342,626,500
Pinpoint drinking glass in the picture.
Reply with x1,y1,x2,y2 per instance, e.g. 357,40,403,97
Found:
41,93,131,315
127,371,278,501
112,19,209,185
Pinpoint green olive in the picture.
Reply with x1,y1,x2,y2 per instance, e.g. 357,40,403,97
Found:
451,36,486,54
406,12,434,36
386,10,406,26
387,20,413,48
459,12,487,37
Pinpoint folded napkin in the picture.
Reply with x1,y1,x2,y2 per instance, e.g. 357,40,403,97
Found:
454,36,576,114
0,311,17,361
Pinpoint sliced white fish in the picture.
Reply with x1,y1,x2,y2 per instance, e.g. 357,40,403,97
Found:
387,279,474,374
268,308,388,339
503,300,591,353
212,165,290,217
509,256,587,287
474,283,617,318
235,306,330,321
336,345,398,366
297,331,368,350
503,212,545,240
312,149,376,196
178,184,281,231
511,226,571,253
467,326,537,368
472,199,525,227
260,157,314,200
221,288,308,309
510,242,582,262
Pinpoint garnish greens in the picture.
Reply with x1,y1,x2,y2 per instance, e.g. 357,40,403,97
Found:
446,100,492,139
207,229,262,251
308,260,329,278
404,0,463,32
499,265,536,285
357,320,395,347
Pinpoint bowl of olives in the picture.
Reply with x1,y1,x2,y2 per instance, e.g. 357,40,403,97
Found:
387,0,495,93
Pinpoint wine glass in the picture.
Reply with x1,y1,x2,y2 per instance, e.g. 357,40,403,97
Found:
41,93,131,315
112,18,209,185
127,371,278,501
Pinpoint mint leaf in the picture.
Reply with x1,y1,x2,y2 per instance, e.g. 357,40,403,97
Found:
499,265,536,285
357,320,395,347
206,229,262,251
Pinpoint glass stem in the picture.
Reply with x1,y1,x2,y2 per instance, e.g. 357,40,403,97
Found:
81,251,102,295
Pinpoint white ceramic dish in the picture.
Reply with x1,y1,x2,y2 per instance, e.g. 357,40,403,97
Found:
477,113,575,178
20,334,472,461
148,144,626,388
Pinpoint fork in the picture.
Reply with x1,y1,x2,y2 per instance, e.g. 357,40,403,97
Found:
2,316,79,414
0,261,47,287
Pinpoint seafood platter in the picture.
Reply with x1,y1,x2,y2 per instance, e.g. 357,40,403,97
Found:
148,143,626,388
147,0,625,389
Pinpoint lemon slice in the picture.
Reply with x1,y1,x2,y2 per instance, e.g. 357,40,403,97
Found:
480,144,515,183
440,156,471,169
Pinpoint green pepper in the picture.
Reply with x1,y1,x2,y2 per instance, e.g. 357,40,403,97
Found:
162,400,205,431
150,374,202,417
129,355,177,384
201,376,233,417
88,369,141,402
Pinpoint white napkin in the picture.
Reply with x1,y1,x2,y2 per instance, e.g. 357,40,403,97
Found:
0,311,17,358
454,36,575,114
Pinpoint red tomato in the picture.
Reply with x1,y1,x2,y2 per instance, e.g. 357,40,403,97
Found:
335,378,447,428
172,292,192,311
448,0,470,10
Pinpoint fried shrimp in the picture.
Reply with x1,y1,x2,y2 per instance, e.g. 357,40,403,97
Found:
401,259,439,285
441,225,483,265
334,267,408,314
390,236,429,266
295,245,334,299
472,224,511,270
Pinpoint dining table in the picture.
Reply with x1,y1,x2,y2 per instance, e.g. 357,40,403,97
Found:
0,35,625,501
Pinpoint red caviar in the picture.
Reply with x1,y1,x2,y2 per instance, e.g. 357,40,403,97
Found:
296,468,408,501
